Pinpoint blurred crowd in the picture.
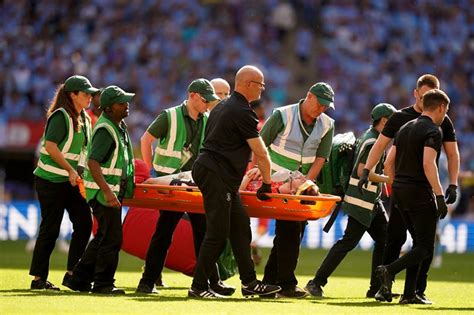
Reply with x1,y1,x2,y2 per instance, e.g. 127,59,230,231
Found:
1,0,473,206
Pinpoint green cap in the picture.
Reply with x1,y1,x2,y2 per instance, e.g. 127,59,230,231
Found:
64,75,99,94
100,85,135,109
188,78,220,102
309,82,335,109
371,103,397,121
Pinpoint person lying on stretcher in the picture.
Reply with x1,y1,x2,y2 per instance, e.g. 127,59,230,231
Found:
143,168,320,196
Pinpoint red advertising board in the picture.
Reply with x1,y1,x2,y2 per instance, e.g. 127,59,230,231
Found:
0,120,45,150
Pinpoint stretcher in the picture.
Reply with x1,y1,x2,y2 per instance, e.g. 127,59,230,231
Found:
123,184,341,221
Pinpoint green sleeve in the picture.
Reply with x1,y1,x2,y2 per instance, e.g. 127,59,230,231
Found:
146,111,168,139
316,124,334,159
88,128,115,163
44,111,67,144
260,111,284,147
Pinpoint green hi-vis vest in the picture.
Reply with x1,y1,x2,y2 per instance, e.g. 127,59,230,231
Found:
268,103,333,175
34,108,92,182
83,114,135,206
343,127,383,227
152,103,207,174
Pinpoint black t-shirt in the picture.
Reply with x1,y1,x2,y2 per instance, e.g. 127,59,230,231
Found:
382,105,456,142
196,92,259,190
393,116,443,188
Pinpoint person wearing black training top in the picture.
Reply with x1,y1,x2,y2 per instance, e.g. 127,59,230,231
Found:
358,74,459,303
188,65,281,298
375,89,450,305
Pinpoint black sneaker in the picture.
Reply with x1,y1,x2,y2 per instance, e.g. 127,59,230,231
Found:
136,283,159,294
276,286,308,299
415,293,433,305
375,266,392,302
399,294,431,305
91,285,125,295
210,281,236,296
366,289,378,298
31,279,60,291
62,273,71,287
63,274,91,292
304,280,324,297
260,293,277,299
188,287,224,299
241,280,281,297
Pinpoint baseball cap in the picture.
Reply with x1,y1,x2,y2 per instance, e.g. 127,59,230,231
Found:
371,103,397,121
64,75,99,94
100,85,135,109
188,78,220,102
309,82,335,109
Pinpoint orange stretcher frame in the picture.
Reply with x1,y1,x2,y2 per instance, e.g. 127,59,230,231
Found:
123,184,341,221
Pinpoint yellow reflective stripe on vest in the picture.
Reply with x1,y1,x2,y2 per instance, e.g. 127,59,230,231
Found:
37,160,69,177
152,163,177,174
57,108,74,154
102,168,122,176
94,123,120,173
276,106,294,149
154,107,182,159
155,146,181,158
39,147,80,161
348,177,377,193
83,180,120,192
344,195,374,211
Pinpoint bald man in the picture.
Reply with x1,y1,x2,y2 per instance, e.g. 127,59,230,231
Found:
188,65,281,298
208,78,231,111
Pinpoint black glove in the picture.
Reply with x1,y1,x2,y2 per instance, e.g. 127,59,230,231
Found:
445,184,457,204
357,168,370,194
436,195,448,219
256,182,272,201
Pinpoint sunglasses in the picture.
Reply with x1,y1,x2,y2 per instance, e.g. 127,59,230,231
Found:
250,80,266,89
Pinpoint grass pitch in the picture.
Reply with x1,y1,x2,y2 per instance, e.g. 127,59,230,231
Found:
1,241,473,314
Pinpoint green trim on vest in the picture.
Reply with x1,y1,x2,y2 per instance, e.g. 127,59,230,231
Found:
34,108,87,182
152,104,207,174
343,128,383,227
83,114,135,206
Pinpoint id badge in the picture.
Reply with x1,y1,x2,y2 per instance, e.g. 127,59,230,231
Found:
181,148,193,166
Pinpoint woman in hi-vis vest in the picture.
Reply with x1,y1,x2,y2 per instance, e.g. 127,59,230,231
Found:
29,75,98,291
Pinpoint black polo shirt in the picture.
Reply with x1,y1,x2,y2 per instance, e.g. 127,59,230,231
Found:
393,115,443,189
382,105,456,142
196,92,259,189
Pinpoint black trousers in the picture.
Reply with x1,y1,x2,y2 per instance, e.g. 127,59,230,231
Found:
386,187,437,297
30,176,92,280
313,203,387,291
262,220,306,290
73,200,123,288
140,210,220,286
383,198,433,294
191,162,256,290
